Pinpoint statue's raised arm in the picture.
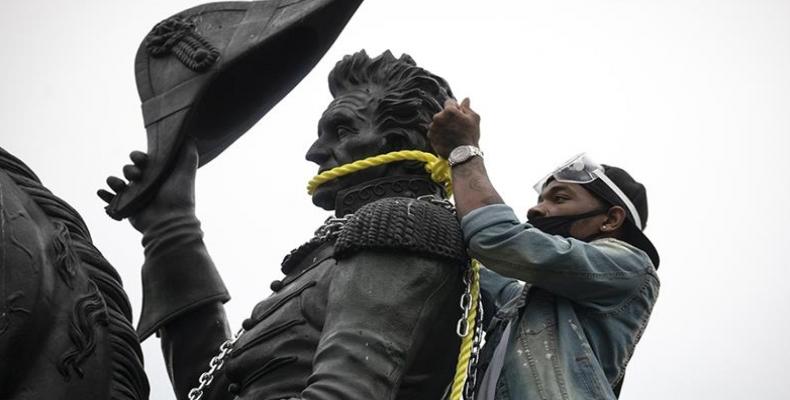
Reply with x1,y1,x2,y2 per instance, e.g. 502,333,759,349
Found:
99,3,475,399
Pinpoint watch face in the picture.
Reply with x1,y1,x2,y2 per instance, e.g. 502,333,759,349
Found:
450,146,472,163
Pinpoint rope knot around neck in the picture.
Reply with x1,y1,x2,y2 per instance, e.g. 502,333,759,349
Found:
306,150,481,400
306,150,452,196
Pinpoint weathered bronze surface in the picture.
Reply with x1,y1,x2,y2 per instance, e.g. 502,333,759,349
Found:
0,147,149,400
102,50,467,399
106,0,363,220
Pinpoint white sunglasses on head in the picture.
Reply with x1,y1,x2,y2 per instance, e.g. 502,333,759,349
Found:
533,153,642,230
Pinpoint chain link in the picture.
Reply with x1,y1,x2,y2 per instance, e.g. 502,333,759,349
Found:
464,298,484,399
417,195,485,399
187,327,245,400
456,266,474,337
417,194,478,339
188,216,352,400
416,194,456,214
281,215,350,268
313,215,349,241
192,201,481,399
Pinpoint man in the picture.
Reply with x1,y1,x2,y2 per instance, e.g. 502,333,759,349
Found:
99,51,468,400
428,99,660,399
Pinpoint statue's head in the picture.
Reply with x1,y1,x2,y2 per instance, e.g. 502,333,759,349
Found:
306,50,454,210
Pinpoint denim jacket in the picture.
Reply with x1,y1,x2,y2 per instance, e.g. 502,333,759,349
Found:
461,205,659,400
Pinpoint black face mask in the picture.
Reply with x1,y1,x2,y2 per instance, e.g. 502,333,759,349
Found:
527,208,608,240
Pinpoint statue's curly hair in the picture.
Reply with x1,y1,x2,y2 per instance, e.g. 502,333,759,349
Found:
328,50,454,154
0,147,149,400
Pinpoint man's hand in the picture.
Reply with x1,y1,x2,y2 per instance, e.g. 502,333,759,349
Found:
428,97,504,217
428,97,480,159
97,140,198,233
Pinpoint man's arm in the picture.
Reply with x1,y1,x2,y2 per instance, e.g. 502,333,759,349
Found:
428,98,503,218
429,98,654,307
450,157,504,218
478,265,523,328
464,204,654,308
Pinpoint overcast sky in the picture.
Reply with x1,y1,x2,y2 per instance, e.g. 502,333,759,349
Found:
2,1,789,399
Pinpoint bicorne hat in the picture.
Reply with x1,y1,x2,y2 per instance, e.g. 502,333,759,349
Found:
106,0,362,219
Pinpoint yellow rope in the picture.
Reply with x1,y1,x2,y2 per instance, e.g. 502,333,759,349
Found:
307,150,479,399
450,260,481,400
306,150,452,196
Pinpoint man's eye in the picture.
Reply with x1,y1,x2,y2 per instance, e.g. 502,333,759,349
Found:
553,195,568,203
337,126,355,138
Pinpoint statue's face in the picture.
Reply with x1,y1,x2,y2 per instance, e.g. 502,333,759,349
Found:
306,89,390,210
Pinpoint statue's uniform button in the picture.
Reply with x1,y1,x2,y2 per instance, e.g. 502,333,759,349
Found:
242,318,257,330
270,280,284,292
228,383,241,395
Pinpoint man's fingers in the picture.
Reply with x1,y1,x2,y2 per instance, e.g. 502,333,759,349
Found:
106,176,127,193
436,105,460,121
129,151,148,167
443,98,461,111
96,189,115,204
432,109,448,123
123,164,142,181
458,97,480,121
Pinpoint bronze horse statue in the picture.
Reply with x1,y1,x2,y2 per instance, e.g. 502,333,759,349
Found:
0,147,149,399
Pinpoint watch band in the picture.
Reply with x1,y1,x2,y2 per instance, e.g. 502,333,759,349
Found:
448,145,484,167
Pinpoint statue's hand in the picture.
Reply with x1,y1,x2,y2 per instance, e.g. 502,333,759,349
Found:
98,140,227,342
428,97,481,159
98,140,198,233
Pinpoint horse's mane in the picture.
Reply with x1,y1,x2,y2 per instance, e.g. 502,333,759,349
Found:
0,147,149,399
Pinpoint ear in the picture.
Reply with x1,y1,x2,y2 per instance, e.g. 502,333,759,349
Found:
600,205,627,233
383,129,428,153
383,131,407,152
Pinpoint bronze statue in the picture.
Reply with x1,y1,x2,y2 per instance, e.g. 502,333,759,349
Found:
105,0,363,220
0,147,149,399
99,50,468,400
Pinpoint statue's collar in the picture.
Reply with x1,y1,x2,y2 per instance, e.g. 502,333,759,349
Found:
334,175,445,217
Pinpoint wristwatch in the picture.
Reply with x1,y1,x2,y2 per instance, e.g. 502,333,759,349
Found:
447,145,483,167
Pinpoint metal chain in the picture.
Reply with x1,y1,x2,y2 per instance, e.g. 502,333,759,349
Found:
187,327,245,400
187,197,484,398
416,195,485,398
313,215,349,241
456,266,473,337
281,215,350,269
420,194,474,340
188,216,350,400
416,194,456,214
464,298,484,399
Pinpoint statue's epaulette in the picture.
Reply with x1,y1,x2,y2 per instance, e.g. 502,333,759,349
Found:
334,197,468,265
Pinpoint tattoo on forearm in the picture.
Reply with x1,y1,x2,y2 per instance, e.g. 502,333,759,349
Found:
465,175,502,205
451,158,504,213
467,176,487,191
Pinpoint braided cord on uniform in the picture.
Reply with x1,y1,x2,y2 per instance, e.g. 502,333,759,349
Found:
306,150,452,196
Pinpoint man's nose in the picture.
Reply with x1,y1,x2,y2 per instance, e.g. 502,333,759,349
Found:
527,205,547,221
